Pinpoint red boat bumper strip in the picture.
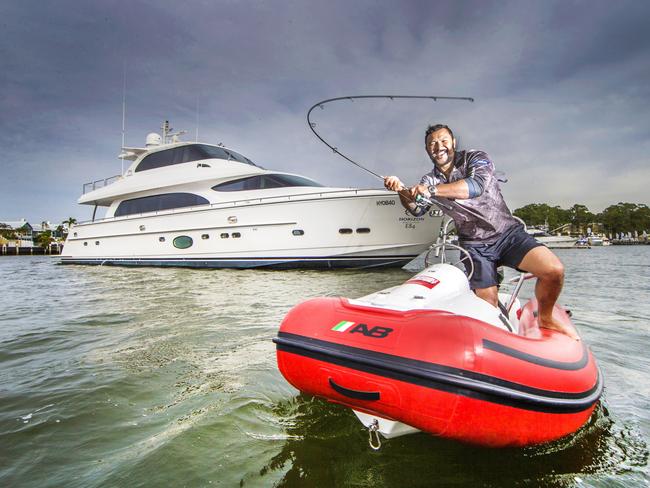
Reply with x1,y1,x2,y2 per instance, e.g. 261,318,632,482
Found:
274,332,603,414
482,339,589,370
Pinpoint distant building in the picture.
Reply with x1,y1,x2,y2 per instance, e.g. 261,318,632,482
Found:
569,222,605,236
31,221,53,233
0,219,35,247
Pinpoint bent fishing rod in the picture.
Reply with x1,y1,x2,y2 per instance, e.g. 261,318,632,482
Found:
307,94,481,214
307,95,474,181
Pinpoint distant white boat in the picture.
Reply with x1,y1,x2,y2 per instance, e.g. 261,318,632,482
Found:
525,227,579,249
61,121,442,269
587,235,604,246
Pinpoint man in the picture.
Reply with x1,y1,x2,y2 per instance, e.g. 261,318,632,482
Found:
384,124,576,339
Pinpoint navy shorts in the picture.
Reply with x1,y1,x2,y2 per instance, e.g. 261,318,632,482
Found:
460,224,544,290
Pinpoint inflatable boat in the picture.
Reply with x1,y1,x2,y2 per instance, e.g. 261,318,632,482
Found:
273,246,603,448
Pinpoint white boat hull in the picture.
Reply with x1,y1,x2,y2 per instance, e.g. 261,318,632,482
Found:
61,191,441,269
536,236,578,249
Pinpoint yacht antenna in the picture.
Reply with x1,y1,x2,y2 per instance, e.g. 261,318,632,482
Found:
162,120,170,144
161,120,187,144
307,95,474,181
195,96,199,142
120,62,127,175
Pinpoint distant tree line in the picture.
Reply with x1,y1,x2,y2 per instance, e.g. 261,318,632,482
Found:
513,203,650,235
0,223,21,239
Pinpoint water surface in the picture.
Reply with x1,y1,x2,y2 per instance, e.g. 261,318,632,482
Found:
0,247,648,487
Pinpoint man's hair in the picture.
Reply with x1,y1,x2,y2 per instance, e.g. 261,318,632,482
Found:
425,124,454,142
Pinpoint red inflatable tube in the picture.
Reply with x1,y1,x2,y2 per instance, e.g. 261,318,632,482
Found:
274,297,602,447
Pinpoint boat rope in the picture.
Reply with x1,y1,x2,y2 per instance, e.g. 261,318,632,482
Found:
306,95,474,181
367,419,382,450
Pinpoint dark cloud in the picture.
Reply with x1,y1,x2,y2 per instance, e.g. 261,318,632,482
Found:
0,0,649,224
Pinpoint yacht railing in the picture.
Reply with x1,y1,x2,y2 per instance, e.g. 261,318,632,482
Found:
82,175,122,194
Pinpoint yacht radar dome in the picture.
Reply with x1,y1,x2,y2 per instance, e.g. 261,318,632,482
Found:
145,133,162,147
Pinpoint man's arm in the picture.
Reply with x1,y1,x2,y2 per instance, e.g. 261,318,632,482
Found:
411,179,471,200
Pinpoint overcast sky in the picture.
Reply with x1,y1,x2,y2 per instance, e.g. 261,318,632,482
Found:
1,0,649,224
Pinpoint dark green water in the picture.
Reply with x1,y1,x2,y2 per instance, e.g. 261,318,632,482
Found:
1,247,648,487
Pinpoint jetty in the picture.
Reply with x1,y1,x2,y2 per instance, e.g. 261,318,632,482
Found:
1,244,62,256
611,239,649,245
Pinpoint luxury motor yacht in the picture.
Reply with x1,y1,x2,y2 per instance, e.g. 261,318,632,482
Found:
61,122,442,268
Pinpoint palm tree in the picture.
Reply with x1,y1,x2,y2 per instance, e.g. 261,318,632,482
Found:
35,230,53,248
61,217,77,237
64,217,77,230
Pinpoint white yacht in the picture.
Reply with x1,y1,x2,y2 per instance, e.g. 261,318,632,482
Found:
587,235,604,246
526,227,579,249
61,122,442,268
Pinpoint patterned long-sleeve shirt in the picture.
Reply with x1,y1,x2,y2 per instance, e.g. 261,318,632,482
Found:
415,150,519,244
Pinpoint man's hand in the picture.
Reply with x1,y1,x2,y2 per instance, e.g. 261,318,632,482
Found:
409,184,431,200
383,176,405,191
385,176,420,209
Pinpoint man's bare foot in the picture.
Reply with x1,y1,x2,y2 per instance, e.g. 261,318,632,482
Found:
538,316,580,341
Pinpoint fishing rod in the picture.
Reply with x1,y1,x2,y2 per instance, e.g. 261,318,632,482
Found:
307,94,479,214
306,95,474,181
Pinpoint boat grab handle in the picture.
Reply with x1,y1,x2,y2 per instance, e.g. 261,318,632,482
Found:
328,378,380,401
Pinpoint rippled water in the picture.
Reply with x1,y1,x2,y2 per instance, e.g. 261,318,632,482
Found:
1,247,648,487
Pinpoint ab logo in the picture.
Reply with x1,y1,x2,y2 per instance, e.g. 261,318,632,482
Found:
350,323,393,339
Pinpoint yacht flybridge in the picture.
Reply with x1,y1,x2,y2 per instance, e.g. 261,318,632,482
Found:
61,122,442,268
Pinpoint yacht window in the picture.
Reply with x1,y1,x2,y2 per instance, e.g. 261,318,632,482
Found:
135,148,174,172
135,144,259,172
173,236,193,249
115,193,209,217
213,178,248,192
200,145,257,166
212,174,323,192
176,145,207,165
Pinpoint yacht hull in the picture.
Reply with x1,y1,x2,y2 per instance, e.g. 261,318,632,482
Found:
61,192,441,269
59,256,417,269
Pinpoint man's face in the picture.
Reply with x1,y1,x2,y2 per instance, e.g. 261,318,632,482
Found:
426,128,456,168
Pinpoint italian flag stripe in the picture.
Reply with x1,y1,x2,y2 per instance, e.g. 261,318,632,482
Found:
332,320,355,332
